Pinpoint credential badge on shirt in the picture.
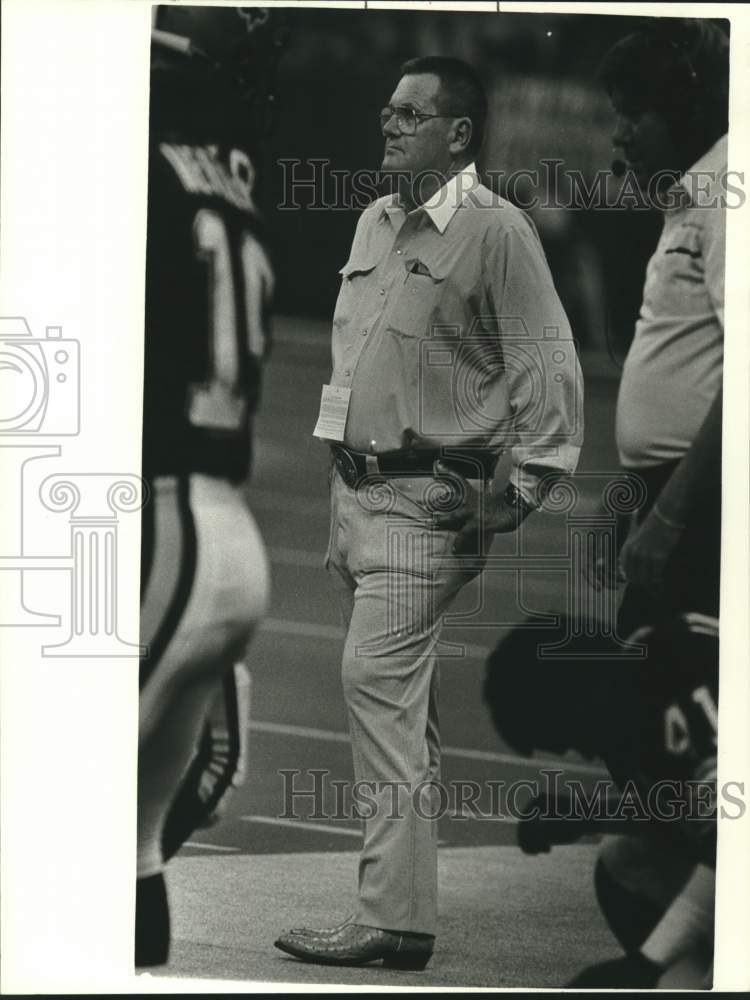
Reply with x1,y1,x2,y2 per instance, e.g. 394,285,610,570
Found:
312,384,352,441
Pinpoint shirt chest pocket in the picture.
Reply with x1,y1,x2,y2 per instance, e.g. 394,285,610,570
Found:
333,257,380,331
386,256,450,340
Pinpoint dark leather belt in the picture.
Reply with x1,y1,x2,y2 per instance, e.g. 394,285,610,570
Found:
330,445,498,489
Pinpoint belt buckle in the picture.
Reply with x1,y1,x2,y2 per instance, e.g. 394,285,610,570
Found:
333,447,359,489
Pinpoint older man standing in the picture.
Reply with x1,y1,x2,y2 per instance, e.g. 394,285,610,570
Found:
275,56,583,970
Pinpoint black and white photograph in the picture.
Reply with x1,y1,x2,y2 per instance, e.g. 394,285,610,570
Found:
1,1,749,993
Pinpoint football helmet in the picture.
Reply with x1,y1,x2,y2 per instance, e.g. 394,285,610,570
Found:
486,612,718,859
484,611,718,780
151,5,290,134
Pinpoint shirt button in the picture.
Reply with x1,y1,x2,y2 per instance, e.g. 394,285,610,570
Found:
344,369,351,377
362,329,368,336
396,248,403,255
379,288,385,296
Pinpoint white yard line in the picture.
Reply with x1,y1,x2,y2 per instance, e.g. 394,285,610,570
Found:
239,815,362,838
259,617,344,642
445,811,519,824
249,719,607,777
183,841,240,853
258,616,491,660
251,719,350,744
266,544,569,590
268,546,327,569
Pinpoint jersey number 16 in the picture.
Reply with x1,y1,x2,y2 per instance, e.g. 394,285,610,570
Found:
188,207,273,433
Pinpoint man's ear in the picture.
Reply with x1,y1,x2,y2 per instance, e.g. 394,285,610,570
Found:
449,116,473,156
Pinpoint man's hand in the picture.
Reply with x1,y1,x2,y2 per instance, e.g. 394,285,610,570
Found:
430,462,529,553
582,500,631,592
615,386,720,596
585,544,625,592
618,505,684,595
584,522,628,592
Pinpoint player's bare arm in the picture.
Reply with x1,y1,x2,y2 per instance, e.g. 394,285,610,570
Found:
620,386,722,594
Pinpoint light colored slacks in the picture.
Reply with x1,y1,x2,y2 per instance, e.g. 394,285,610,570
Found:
326,467,489,935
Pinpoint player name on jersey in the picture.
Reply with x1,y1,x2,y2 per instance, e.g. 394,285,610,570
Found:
160,142,256,212
144,131,272,484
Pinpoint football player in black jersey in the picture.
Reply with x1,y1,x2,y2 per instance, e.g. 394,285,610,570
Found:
137,7,288,967
485,612,719,988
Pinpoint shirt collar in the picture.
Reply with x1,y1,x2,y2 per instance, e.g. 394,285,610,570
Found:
421,162,480,233
382,162,480,234
672,134,728,209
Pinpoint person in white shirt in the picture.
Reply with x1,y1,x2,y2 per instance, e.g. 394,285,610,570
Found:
580,19,729,989
593,18,728,631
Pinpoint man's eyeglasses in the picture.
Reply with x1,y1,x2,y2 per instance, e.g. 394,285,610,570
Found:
379,105,462,136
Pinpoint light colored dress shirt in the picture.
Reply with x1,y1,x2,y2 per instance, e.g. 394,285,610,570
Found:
329,163,584,503
616,135,727,469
